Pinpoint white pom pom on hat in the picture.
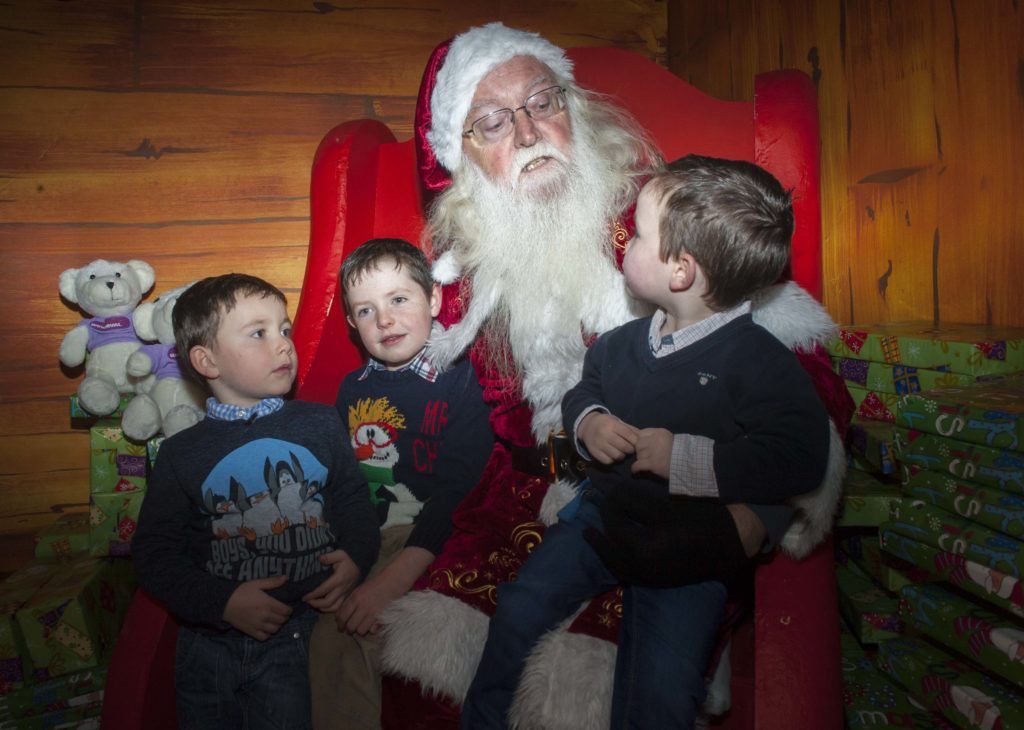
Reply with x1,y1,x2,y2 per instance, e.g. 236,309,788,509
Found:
426,23,575,173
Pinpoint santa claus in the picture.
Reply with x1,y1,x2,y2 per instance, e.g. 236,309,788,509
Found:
315,22,851,729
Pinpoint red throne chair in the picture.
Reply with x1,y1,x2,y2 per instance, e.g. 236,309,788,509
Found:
101,47,841,729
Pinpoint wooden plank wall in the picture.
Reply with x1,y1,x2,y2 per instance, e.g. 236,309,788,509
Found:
668,0,1023,327
0,1,667,573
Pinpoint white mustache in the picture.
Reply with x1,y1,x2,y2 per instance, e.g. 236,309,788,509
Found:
508,142,569,187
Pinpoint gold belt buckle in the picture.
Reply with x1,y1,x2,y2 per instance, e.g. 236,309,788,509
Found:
546,429,564,481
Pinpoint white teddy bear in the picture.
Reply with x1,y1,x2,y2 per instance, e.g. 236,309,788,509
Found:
59,259,156,417
121,283,206,441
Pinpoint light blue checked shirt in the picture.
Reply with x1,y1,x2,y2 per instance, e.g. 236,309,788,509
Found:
356,347,439,383
205,396,285,422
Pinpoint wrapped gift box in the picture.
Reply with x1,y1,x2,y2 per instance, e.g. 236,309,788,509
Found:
838,470,901,527
880,526,1023,618
895,428,1023,495
89,491,145,557
0,667,105,721
69,395,132,421
0,700,103,729
0,563,63,695
899,582,1024,688
848,385,899,423
33,513,90,563
840,629,956,728
848,416,899,475
888,499,1023,578
837,534,927,592
836,562,903,644
14,556,134,679
902,467,1024,541
827,323,1024,377
147,435,164,466
897,375,1023,452
835,357,976,395
878,635,1024,729
89,423,147,494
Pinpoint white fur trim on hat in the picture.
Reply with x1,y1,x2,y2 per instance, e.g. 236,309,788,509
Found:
428,23,575,172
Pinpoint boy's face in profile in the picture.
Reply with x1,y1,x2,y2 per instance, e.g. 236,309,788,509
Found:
190,293,296,407
622,183,673,307
345,259,441,370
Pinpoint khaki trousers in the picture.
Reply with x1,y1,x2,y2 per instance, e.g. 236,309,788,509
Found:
310,524,413,730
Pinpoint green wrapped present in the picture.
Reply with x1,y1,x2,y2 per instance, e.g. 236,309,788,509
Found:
899,582,1024,689
838,470,901,527
0,563,62,694
840,628,956,728
880,526,1023,618
69,394,132,421
828,322,1024,377
147,435,164,466
888,499,1023,577
835,356,976,395
897,375,1023,452
902,467,1024,541
837,562,903,644
14,556,134,679
848,416,900,475
837,534,927,592
0,699,103,729
0,667,105,720
33,513,90,563
89,491,145,557
894,428,1023,495
878,635,1024,729
848,385,899,423
89,423,147,494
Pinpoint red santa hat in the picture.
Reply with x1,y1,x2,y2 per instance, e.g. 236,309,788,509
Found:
415,23,575,188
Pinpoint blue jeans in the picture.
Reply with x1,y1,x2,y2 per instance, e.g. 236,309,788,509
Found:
460,488,726,729
175,610,317,730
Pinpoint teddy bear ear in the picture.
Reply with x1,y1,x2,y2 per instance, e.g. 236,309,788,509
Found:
59,269,80,303
133,301,157,341
126,260,156,294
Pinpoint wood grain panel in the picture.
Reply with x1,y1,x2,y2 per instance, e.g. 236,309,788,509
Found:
668,0,1023,327
136,0,666,94
0,1,135,88
0,89,363,223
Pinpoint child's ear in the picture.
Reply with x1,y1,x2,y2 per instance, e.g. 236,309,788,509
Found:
669,253,698,293
190,345,219,380
429,282,442,318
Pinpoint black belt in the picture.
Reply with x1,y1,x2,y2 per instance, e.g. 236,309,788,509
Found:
506,432,588,483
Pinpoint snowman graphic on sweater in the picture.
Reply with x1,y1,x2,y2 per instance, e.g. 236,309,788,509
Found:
348,397,423,529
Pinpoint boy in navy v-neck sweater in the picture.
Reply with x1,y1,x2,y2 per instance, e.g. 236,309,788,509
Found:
461,156,830,729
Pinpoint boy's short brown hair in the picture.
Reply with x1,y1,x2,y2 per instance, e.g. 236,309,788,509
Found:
339,238,434,314
647,155,793,310
172,273,287,385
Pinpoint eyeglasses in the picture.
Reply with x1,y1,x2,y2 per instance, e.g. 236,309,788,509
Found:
462,86,567,144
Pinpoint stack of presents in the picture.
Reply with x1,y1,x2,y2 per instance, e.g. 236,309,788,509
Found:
829,322,1024,728
0,397,151,728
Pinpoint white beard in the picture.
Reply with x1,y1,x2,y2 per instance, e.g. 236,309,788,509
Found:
428,130,645,442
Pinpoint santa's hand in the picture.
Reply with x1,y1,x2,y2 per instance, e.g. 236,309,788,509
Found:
577,412,638,464
631,428,673,479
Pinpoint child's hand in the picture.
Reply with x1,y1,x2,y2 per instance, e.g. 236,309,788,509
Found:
577,412,639,464
631,428,673,479
303,550,360,613
333,546,432,637
334,572,409,636
223,575,292,641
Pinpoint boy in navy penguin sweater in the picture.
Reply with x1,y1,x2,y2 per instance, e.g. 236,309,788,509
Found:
133,274,379,730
